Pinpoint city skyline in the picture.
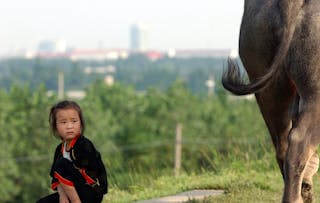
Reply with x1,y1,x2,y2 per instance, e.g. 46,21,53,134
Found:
1,0,244,56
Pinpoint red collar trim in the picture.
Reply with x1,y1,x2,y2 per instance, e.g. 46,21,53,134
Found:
69,134,81,148
61,134,81,152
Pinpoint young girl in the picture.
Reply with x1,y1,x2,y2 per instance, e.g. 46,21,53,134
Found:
37,100,108,203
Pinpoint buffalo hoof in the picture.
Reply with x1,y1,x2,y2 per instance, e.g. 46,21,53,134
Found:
301,181,313,203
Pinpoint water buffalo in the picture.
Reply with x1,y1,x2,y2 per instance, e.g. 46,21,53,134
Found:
222,1,320,202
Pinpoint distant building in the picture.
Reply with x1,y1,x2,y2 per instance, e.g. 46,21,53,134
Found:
38,41,54,53
69,49,128,61
104,75,114,86
84,65,116,75
38,39,67,53
35,39,69,58
66,90,86,100
130,22,149,52
144,50,164,61
168,49,234,58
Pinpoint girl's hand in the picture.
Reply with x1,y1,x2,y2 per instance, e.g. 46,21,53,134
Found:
59,195,70,203
57,185,70,203
59,183,82,203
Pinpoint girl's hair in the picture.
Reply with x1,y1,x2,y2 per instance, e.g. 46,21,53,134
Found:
49,100,85,138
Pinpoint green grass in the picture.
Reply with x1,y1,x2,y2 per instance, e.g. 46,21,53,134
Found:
103,167,320,203
103,168,283,203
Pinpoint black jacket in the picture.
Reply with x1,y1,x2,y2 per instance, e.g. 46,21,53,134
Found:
50,135,108,195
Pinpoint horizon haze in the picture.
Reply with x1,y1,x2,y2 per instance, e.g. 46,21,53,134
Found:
1,0,244,55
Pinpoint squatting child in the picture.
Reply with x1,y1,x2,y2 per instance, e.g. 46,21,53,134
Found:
37,100,108,203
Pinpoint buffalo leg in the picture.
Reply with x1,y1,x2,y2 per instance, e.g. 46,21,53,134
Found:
254,78,295,177
283,103,320,203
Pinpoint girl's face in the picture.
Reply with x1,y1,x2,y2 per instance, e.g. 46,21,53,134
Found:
56,108,82,143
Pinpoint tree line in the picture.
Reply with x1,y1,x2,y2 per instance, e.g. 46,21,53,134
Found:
0,55,225,95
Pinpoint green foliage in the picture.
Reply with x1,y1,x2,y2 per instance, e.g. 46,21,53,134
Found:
0,85,57,202
0,56,225,95
0,75,274,202
0,89,20,202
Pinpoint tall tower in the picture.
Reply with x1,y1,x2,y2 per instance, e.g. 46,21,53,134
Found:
130,22,149,52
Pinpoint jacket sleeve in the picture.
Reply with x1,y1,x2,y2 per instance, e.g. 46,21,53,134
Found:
72,138,100,182
50,143,62,190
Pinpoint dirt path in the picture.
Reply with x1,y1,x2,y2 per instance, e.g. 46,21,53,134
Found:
135,189,224,203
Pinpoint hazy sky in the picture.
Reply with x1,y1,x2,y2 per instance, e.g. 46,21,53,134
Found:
1,0,244,55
